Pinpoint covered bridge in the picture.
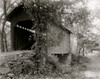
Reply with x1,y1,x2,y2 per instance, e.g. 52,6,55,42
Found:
7,4,72,65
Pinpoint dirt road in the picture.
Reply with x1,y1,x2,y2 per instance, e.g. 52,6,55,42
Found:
82,52,100,79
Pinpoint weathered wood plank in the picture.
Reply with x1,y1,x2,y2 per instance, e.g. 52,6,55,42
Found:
0,50,32,56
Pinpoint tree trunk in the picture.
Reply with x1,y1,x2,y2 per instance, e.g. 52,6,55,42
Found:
1,20,6,52
83,47,84,56
83,44,85,56
1,0,7,52
4,31,8,52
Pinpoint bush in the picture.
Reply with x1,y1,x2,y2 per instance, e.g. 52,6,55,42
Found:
1,52,90,79
71,54,90,71
8,52,69,78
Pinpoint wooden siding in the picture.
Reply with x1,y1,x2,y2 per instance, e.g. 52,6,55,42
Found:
70,34,78,55
48,24,70,54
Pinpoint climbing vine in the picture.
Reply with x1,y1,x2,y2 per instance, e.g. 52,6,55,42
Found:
22,0,68,76
22,0,91,76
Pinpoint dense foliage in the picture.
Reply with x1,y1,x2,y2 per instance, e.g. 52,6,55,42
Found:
22,0,70,76
71,54,90,71
21,0,92,76
8,53,71,77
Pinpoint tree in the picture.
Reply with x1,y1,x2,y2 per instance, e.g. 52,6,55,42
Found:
23,0,65,75
0,0,18,52
60,0,93,56
1,0,7,52
22,0,92,75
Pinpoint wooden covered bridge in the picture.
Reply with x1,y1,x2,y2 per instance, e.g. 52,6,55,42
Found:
7,4,72,65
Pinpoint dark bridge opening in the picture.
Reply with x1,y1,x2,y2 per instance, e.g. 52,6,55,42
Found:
14,20,35,50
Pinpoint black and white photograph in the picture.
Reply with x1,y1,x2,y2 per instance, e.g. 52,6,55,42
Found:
0,0,99,79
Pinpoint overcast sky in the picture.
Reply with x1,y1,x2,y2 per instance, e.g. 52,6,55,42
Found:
86,0,100,34
87,0,100,18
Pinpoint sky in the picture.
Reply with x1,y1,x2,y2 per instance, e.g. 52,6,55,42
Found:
87,0,100,34
87,0,100,20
